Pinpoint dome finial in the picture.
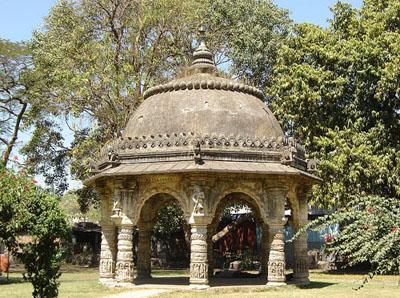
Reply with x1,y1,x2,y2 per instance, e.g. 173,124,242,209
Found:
191,25,216,72
198,25,206,45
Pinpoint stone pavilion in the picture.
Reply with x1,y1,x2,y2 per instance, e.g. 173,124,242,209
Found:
86,39,320,288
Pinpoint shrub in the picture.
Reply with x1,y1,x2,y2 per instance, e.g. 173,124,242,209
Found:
292,195,400,288
0,165,69,297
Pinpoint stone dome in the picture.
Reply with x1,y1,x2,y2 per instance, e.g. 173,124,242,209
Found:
125,41,283,143
125,75,283,141
89,41,318,180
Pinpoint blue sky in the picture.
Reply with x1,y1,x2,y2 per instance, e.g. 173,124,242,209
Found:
0,0,363,189
0,0,363,42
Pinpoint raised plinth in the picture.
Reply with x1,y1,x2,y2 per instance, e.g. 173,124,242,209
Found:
266,281,287,287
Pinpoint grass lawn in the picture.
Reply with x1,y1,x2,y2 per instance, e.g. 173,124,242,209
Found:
0,267,399,298
0,267,124,298
159,272,400,298
0,266,189,298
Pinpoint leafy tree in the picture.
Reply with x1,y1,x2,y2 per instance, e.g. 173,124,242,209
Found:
60,191,100,224
153,203,186,239
267,0,400,208
24,0,291,203
0,165,69,297
21,119,69,194
293,195,399,287
0,39,33,167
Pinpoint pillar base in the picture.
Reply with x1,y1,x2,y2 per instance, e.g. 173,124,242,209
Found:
266,281,287,287
136,274,152,280
114,281,135,288
189,284,210,290
293,277,310,285
99,277,115,285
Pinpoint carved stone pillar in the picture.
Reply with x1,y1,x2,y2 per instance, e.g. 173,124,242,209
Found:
265,184,288,286
293,234,309,284
99,224,116,281
293,188,310,285
98,184,117,283
267,221,286,285
189,224,209,288
260,223,269,277
137,224,152,279
115,224,135,283
207,226,214,278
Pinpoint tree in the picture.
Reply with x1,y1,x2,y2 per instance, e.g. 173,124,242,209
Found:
24,0,291,201
0,39,32,167
267,0,400,208
293,195,399,287
21,119,69,194
0,164,69,297
60,191,100,224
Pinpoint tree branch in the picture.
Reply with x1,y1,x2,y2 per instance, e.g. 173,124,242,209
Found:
2,102,27,167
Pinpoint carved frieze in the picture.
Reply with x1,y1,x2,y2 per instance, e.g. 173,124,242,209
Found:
267,261,285,281
115,261,135,281
96,134,308,172
190,262,208,280
100,259,114,276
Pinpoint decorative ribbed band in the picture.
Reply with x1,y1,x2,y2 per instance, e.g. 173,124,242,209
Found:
143,79,263,100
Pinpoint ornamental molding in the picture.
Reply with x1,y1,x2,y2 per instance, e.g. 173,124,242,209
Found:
143,77,264,100
94,134,310,172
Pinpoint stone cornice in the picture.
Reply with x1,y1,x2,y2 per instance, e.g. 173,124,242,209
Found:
94,133,309,172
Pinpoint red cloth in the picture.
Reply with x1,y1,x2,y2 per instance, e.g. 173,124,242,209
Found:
0,254,9,273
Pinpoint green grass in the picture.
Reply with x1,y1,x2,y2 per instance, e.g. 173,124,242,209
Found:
159,272,400,298
0,267,125,298
0,267,399,298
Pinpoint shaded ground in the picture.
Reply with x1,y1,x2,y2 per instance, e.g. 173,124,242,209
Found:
0,266,399,298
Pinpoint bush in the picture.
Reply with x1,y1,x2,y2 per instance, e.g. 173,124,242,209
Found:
0,166,69,297
293,195,400,288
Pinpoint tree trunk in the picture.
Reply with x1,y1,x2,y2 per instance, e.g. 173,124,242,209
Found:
212,215,250,243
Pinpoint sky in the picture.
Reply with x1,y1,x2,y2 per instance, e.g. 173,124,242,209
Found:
0,0,363,189
0,0,364,42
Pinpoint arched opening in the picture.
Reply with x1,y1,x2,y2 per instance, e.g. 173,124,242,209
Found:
135,193,189,285
209,192,266,285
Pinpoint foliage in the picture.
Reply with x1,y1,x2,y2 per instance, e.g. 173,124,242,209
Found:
267,0,400,208
0,165,69,297
60,191,100,224
203,0,290,88
21,119,69,194
153,203,186,239
292,195,400,287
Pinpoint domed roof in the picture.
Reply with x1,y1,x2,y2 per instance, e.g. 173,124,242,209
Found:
87,40,320,182
125,42,283,142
